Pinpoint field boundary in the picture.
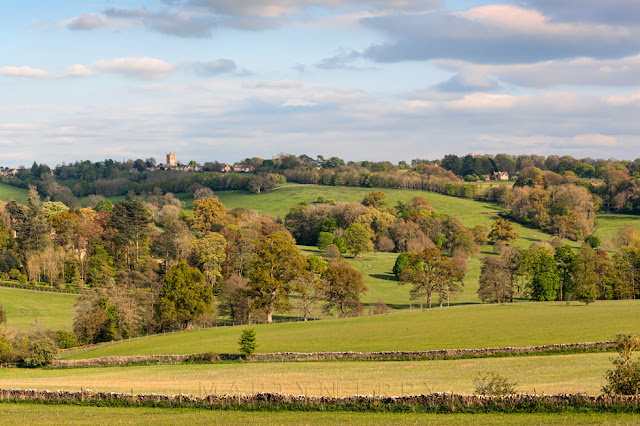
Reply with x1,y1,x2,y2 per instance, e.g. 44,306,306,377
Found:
0,281,81,294
52,341,615,368
0,388,639,413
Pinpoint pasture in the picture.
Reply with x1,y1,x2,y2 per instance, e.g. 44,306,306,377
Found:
0,352,615,396
0,287,76,330
0,183,30,204
60,300,640,359
1,404,636,425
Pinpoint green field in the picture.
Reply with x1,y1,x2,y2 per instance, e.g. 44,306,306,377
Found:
1,404,636,425
0,352,615,396
61,300,640,359
0,287,77,330
0,183,30,204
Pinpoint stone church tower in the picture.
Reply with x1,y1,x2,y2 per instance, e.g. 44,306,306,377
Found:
166,152,176,167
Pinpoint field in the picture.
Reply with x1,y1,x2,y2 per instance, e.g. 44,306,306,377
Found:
4,184,640,423
0,183,30,204
1,404,637,425
60,300,640,359
0,352,616,396
0,287,76,330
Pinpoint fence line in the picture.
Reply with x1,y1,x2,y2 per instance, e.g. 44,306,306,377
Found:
0,281,81,294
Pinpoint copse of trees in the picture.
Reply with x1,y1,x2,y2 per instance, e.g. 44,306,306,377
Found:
285,194,483,260
478,234,640,304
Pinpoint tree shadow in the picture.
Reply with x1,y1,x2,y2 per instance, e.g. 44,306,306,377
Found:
370,273,397,281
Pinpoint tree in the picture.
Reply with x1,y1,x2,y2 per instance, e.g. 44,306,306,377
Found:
320,258,367,317
189,232,227,293
246,232,307,324
613,247,640,299
519,246,560,301
398,247,464,309
362,191,387,209
317,231,335,251
187,197,226,233
155,260,214,330
488,218,519,243
572,245,600,304
344,222,373,258
478,255,511,304
602,334,640,395
294,256,326,321
238,328,257,356
554,245,576,302
109,200,153,269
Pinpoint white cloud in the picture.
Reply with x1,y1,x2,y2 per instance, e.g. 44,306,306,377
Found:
90,57,175,80
0,66,55,79
436,54,640,88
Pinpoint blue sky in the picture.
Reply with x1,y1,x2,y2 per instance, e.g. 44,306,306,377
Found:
1,0,639,167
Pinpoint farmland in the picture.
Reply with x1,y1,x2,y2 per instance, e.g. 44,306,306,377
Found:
1,404,637,425
60,301,640,359
0,183,30,204
0,287,76,330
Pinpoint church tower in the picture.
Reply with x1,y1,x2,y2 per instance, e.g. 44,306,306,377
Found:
166,152,176,167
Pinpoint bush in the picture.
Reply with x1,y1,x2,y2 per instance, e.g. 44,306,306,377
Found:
26,337,58,367
8,269,21,280
324,244,341,259
602,334,640,395
372,299,389,315
474,371,517,396
238,328,257,357
55,330,79,349
317,232,334,251
0,306,5,325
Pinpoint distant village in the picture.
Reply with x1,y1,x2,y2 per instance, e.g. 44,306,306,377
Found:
0,152,255,178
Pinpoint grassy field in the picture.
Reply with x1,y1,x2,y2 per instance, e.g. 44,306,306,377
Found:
0,287,77,330
0,352,616,396
0,183,30,204
60,300,640,359
1,404,636,425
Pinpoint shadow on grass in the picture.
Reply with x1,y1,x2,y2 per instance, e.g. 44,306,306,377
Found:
370,273,397,282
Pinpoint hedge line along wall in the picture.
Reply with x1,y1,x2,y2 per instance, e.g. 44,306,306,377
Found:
54,341,615,368
1,389,639,413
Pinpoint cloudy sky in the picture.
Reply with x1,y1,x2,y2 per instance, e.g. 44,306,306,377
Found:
2,0,640,167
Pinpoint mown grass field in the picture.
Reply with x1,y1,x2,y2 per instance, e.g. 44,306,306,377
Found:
0,352,616,396
0,287,76,330
1,404,636,426
0,183,30,204
60,300,640,359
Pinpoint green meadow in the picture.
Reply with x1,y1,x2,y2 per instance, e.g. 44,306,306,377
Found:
1,404,636,425
0,287,76,330
60,300,640,359
0,183,30,205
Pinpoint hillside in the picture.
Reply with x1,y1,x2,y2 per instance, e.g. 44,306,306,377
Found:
61,300,640,359
0,182,30,204
0,287,77,330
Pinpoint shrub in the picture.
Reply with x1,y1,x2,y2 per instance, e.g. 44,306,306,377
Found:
372,299,389,315
26,337,58,367
0,305,5,325
317,232,334,251
324,244,340,259
55,330,79,349
474,371,517,396
602,334,640,395
8,269,21,281
238,328,257,357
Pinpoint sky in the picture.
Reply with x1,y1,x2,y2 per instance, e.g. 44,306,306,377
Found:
1,0,640,167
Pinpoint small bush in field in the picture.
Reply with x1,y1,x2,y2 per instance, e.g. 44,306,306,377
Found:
474,371,517,396
238,328,257,357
